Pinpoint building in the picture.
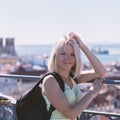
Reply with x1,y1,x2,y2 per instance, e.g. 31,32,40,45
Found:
0,38,3,54
4,38,16,55
0,37,18,64
0,37,16,56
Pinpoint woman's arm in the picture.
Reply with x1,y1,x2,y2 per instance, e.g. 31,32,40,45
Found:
42,75,103,120
69,32,106,83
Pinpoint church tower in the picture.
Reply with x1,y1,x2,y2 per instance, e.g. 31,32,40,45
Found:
0,38,3,54
4,38,16,55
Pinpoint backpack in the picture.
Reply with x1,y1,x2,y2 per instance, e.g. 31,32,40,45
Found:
16,72,65,120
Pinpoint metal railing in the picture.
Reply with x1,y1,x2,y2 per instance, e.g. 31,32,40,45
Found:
0,74,120,120
80,110,120,120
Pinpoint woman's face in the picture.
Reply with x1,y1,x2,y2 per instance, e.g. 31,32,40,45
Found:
55,43,76,72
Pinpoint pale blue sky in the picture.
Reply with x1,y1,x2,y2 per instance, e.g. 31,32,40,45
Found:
0,0,120,45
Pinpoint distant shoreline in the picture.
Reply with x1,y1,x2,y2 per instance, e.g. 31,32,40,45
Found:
15,43,120,46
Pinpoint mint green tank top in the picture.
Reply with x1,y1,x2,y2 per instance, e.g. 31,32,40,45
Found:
43,78,83,120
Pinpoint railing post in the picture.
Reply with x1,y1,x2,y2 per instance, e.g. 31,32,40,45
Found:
79,112,92,120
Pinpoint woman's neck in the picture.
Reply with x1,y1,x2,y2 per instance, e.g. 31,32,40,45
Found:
55,69,73,88
55,69,70,80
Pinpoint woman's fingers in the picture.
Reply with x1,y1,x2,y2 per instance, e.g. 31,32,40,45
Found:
69,32,78,39
69,32,74,38
90,78,104,95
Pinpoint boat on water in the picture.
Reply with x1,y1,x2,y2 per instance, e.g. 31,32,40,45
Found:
91,48,109,54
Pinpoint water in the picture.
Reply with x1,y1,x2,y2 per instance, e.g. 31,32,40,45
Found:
15,44,120,64
90,44,120,63
16,44,52,56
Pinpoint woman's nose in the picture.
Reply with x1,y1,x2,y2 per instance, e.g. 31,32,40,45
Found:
64,54,71,60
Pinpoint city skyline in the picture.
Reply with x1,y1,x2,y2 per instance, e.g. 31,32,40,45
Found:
0,0,120,45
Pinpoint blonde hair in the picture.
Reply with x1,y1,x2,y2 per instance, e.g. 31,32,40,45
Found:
48,35,82,78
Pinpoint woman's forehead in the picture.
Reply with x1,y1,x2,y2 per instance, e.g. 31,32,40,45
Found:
57,43,74,52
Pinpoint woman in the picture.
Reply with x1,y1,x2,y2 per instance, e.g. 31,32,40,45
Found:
42,32,106,120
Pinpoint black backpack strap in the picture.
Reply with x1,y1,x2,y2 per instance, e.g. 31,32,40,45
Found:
47,72,65,117
50,72,65,91
35,72,53,87
35,72,64,91
34,72,65,118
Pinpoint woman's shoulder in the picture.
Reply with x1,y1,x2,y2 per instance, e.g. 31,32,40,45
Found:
43,74,56,84
42,74,61,89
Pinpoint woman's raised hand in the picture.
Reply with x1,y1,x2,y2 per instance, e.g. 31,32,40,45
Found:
69,32,82,47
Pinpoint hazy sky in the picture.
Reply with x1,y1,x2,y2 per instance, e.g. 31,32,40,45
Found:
0,0,120,45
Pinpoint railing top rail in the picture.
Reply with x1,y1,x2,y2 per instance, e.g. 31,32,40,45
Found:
83,110,120,116
0,74,41,80
0,74,120,84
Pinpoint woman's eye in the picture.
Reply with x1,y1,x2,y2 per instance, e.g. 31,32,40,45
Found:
71,53,75,56
61,52,66,55
60,52,75,58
